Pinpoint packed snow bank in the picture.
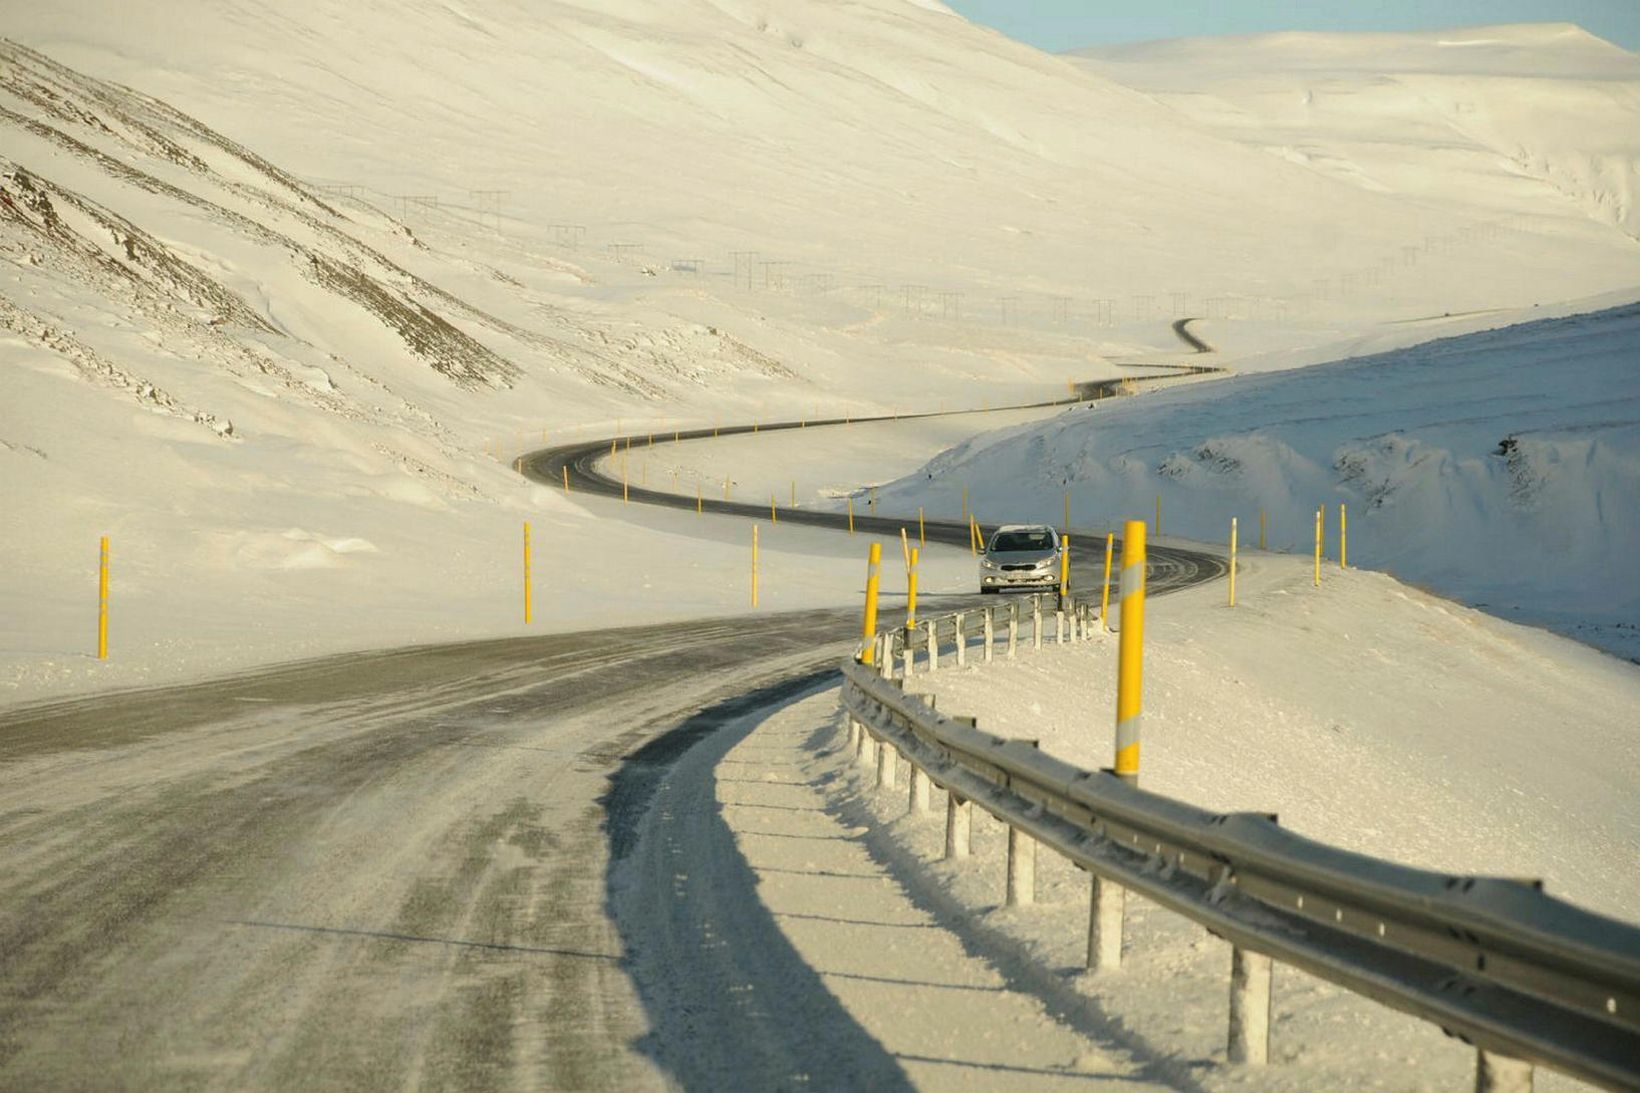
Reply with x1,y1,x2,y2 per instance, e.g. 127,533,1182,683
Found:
869,302,1640,658
804,553,1639,1089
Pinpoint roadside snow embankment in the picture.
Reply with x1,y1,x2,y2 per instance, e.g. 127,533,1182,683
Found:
807,553,1638,1089
872,302,1640,658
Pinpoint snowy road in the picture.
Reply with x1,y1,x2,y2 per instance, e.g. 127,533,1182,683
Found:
1,416,1224,1089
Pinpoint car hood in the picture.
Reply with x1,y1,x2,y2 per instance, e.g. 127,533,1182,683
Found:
986,550,1057,565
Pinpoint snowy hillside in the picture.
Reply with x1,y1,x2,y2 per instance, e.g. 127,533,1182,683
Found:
1071,23,1640,240
870,300,1640,658
4,6,1639,695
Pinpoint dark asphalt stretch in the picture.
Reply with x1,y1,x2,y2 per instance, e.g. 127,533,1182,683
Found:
2,385,1225,1089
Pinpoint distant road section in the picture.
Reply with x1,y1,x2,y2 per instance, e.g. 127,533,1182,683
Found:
1171,316,1214,353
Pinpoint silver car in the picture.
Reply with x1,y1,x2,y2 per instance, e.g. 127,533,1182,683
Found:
978,524,1062,594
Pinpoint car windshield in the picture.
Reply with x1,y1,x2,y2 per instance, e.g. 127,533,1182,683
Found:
990,530,1054,553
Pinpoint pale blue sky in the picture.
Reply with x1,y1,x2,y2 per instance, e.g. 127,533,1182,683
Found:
944,1,1640,52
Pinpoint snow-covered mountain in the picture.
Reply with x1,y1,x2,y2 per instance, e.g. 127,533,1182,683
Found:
3,4,1638,693
1071,22,1640,240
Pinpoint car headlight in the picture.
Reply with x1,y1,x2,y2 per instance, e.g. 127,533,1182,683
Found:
1033,558,1054,569
980,558,998,569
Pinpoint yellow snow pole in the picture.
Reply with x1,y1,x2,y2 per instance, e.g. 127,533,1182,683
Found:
861,542,882,663
1314,506,1323,587
523,522,533,624
848,496,855,534
1059,533,1072,601
1228,517,1237,607
900,527,911,572
771,492,778,524
1340,503,1348,569
918,507,925,549
1100,531,1114,632
622,458,629,503
1114,520,1146,783
1259,508,1266,550
751,524,759,608
562,466,570,494
907,547,919,628
97,535,109,660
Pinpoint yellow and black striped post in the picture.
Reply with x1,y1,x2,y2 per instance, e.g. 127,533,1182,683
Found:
1100,531,1114,632
1114,520,1146,784
97,535,109,660
523,522,533,624
861,542,882,664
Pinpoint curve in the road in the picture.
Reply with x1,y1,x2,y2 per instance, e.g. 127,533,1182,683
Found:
520,394,1227,599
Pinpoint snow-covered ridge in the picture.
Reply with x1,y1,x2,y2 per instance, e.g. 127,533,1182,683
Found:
1070,22,1640,239
874,301,1640,659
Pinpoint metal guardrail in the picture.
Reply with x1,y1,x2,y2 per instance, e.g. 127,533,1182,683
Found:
841,596,1640,1091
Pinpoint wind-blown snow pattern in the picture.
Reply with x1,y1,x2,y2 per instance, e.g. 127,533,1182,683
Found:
878,301,1640,658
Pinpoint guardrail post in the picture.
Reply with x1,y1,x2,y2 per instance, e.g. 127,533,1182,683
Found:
876,736,898,790
1227,947,1272,1065
926,619,938,672
1056,609,1065,645
908,760,931,813
1032,595,1043,650
903,633,916,679
954,612,966,667
1007,826,1036,906
983,607,995,661
1008,601,1018,658
1088,874,1123,970
1476,1051,1534,1093
944,793,972,859
856,728,875,768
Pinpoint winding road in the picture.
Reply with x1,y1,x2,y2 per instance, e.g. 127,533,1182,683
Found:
1,392,1225,1089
